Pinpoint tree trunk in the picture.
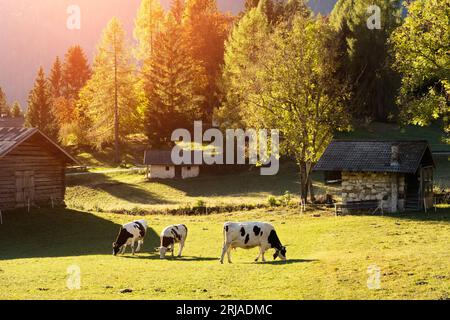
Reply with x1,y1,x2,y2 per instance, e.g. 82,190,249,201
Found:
114,32,120,164
299,161,309,205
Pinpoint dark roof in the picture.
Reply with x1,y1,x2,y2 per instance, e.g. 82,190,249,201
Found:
0,127,78,164
314,140,434,174
144,150,174,165
144,150,201,166
0,117,25,128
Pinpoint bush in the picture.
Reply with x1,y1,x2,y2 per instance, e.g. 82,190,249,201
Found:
194,199,206,208
267,196,279,207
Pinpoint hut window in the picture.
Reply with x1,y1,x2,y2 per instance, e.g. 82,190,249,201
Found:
165,166,170,171
187,166,191,171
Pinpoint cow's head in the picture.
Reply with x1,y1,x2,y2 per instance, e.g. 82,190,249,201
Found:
159,246,168,259
273,246,287,261
112,242,121,256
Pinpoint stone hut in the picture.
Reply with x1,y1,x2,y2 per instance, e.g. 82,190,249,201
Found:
314,140,435,212
143,150,200,180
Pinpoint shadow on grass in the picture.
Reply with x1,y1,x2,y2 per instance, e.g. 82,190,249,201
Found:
68,172,175,206
121,254,218,262
240,259,319,265
0,208,160,260
352,209,450,223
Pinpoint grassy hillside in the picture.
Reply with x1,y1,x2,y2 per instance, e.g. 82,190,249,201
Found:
0,208,449,300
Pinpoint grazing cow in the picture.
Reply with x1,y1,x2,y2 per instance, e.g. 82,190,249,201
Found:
159,224,188,259
113,220,147,256
220,222,286,264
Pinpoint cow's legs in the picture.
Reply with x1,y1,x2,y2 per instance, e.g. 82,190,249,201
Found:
178,240,185,257
261,249,266,262
220,243,229,264
120,245,127,255
131,240,136,255
255,247,262,262
227,247,232,264
136,240,143,253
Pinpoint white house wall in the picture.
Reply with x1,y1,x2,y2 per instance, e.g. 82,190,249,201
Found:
148,165,175,179
182,166,200,179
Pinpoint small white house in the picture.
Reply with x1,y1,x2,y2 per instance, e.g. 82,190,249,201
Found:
143,150,200,180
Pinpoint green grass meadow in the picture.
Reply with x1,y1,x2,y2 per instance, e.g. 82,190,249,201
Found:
0,208,449,300
1,124,449,300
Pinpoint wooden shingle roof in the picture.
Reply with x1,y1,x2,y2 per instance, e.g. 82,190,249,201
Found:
0,127,78,164
314,140,434,174
144,150,200,166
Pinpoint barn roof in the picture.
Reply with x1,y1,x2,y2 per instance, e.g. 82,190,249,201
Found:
314,140,434,174
0,127,78,164
0,117,25,128
144,150,199,166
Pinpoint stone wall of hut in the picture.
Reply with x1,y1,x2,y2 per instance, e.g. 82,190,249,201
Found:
341,172,406,212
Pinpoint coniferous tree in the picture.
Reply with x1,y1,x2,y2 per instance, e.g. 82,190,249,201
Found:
62,45,91,100
79,18,141,162
11,101,22,118
25,67,59,139
144,2,207,148
216,5,271,128
183,0,232,119
133,0,165,67
49,56,63,98
330,0,403,121
0,87,9,116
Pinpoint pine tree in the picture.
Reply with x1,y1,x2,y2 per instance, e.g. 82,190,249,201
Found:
79,18,141,162
49,56,63,98
133,0,165,66
25,67,59,139
144,5,207,148
62,45,91,100
11,101,22,117
183,0,232,119
0,87,9,116
330,0,403,121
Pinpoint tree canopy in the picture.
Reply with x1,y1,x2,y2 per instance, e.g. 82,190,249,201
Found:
391,0,450,141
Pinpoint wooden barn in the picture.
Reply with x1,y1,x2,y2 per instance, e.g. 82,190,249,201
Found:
0,127,77,211
314,140,435,213
144,150,200,180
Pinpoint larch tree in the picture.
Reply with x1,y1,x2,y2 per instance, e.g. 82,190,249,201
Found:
391,0,450,142
25,67,59,140
133,0,165,67
215,5,271,129
144,2,207,148
79,17,141,163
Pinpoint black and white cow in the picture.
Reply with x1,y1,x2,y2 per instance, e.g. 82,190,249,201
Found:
220,222,286,264
113,220,147,256
159,224,188,259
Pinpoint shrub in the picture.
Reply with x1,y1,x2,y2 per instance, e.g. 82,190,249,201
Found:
267,196,279,207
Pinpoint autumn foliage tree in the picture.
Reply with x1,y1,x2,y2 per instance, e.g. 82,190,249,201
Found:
80,18,141,162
